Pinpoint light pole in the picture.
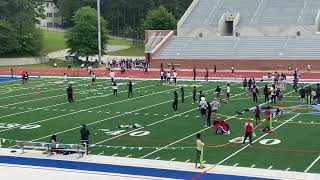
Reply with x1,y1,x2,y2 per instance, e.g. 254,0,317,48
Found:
97,0,102,64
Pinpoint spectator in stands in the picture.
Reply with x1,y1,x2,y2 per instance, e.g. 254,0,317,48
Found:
80,124,90,155
231,67,234,73
308,64,311,72
214,65,217,74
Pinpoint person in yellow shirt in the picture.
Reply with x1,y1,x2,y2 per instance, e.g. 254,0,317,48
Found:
195,133,205,168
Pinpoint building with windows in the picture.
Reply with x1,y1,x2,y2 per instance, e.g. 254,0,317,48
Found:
39,0,62,28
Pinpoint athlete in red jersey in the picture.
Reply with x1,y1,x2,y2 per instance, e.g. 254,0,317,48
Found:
243,120,254,146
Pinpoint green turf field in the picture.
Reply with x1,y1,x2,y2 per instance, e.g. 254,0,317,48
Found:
0,78,319,173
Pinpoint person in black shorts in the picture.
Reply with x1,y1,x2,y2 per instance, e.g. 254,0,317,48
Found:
80,124,90,155
128,81,133,98
172,91,178,111
181,87,184,103
193,86,197,103
67,84,74,103
299,86,306,104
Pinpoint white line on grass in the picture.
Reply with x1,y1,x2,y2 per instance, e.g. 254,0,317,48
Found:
185,159,190,162
304,155,320,172
0,88,175,134
170,158,176,161
215,113,300,166
0,84,157,119
250,164,256,168
155,157,161,160
268,166,273,169
125,155,132,158
233,163,239,166
286,168,291,171
91,91,246,146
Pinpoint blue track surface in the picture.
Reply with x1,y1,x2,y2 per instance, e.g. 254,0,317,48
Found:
0,155,275,180
0,76,19,83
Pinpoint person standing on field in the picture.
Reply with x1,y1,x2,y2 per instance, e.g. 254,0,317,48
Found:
243,119,254,146
67,84,74,103
195,133,205,168
172,91,178,111
181,86,185,103
127,81,133,98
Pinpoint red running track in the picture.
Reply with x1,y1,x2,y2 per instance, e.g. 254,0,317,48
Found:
1,68,320,80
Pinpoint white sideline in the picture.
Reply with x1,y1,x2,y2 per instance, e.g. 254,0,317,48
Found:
0,148,318,180
304,155,320,173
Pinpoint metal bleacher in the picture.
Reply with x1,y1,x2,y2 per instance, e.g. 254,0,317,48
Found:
155,36,320,59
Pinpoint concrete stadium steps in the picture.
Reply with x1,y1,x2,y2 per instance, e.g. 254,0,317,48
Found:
181,0,218,28
180,0,320,28
155,36,320,59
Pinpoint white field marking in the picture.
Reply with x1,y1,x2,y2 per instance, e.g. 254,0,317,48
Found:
250,164,256,168
195,116,199,118
140,113,240,159
106,111,110,114
0,79,106,100
111,153,118,156
144,113,149,116
286,168,291,171
170,158,176,161
0,88,176,134
97,152,104,155
216,113,300,166
155,157,161,160
298,121,302,123
203,161,206,163
304,155,320,172
164,114,168,116
185,115,189,117
32,83,243,146
185,159,190,162
233,163,239,166
125,155,132,158
134,113,139,115
91,91,246,146
154,114,159,116
0,78,56,88
268,166,273,169
0,80,145,107
0,84,157,119
311,121,314,123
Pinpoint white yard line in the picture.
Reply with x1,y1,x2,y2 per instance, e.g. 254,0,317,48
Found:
304,155,320,172
216,113,300,166
0,84,157,120
0,87,174,134
91,91,246,146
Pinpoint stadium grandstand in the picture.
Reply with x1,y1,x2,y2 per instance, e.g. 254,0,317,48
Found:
145,0,320,70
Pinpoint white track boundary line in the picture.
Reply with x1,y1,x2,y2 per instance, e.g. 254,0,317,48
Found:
0,84,157,120
216,113,300,165
304,155,320,172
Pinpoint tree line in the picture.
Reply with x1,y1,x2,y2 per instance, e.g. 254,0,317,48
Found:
0,0,192,56
57,0,192,40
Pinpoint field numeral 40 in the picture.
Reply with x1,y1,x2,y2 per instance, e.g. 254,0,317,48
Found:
99,129,150,137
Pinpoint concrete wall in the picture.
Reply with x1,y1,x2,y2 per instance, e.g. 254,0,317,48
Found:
150,58,320,70
177,0,199,29
0,57,49,66
235,25,316,36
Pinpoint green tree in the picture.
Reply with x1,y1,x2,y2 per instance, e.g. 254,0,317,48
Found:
0,0,45,56
0,20,20,55
142,6,176,30
66,7,109,60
